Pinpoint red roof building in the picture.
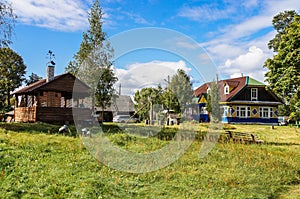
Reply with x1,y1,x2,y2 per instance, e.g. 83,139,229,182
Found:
192,76,282,124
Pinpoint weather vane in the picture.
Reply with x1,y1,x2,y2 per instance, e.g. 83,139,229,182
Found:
47,50,56,65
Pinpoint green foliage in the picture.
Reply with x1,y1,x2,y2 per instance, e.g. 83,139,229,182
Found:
134,70,193,120
268,10,298,52
206,80,221,122
25,72,42,86
0,0,17,47
161,89,179,112
0,123,300,198
134,87,163,120
66,0,117,113
169,69,193,113
0,47,26,108
65,0,107,76
95,66,118,110
264,11,300,121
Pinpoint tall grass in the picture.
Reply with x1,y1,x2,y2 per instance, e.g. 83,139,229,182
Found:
0,123,299,198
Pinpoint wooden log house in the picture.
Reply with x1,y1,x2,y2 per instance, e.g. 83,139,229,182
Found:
12,65,91,124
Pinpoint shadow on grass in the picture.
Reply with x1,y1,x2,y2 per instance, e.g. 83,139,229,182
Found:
264,141,300,146
0,122,209,142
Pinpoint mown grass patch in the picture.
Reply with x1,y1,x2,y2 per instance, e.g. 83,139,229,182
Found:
0,123,300,198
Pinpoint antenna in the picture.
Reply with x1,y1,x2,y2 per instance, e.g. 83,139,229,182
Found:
47,50,56,65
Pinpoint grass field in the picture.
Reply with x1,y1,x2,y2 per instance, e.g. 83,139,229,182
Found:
0,122,299,198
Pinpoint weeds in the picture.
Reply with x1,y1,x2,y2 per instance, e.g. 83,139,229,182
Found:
0,123,299,198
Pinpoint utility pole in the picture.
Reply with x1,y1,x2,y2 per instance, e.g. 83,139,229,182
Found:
149,96,153,125
167,75,170,125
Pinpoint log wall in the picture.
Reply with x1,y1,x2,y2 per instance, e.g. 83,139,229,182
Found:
36,107,91,124
14,107,37,123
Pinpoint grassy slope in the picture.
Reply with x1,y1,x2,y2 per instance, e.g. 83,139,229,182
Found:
0,123,299,198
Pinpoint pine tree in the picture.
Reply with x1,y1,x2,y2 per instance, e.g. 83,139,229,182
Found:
66,0,117,116
169,69,193,113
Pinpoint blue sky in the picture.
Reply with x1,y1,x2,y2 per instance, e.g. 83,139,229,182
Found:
8,0,300,94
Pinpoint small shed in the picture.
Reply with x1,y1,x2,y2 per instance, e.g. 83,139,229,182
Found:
12,72,91,124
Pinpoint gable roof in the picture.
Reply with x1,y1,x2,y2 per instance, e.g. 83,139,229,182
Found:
194,76,247,102
12,73,90,95
193,76,283,103
247,76,265,86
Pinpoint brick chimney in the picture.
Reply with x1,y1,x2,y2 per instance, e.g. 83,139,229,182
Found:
46,64,55,82
46,50,55,82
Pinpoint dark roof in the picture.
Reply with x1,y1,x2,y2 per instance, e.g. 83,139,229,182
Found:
97,95,135,112
193,76,266,102
13,73,90,95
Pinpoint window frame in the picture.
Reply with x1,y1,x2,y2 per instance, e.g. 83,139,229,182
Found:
224,84,229,94
236,106,249,118
251,88,258,101
259,107,273,118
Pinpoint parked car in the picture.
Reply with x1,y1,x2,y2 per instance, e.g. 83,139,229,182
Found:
113,115,138,123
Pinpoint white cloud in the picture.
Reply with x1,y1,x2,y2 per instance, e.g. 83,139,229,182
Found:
219,46,267,82
121,12,154,25
197,0,300,82
115,60,190,95
178,4,235,21
9,0,89,31
242,0,259,8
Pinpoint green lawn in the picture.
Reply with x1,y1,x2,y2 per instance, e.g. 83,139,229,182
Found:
0,123,299,198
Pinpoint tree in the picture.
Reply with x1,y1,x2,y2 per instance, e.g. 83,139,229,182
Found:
65,0,106,75
206,80,221,123
267,10,298,52
161,89,179,112
67,0,117,116
25,72,42,86
0,47,26,108
264,10,300,121
169,69,193,113
0,0,17,47
134,87,163,121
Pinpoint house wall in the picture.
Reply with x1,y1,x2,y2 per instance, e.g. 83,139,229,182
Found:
14,107,37,122
222,104,279,125
233,87,278,102
37,107,91,124
39,91,62,107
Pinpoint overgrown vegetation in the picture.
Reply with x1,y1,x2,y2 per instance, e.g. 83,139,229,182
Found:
0,123,299,198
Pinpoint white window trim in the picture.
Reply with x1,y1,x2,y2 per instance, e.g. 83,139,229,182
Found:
236,106,251,118
251,88,258,101
259,107,273,118
224,85,229,94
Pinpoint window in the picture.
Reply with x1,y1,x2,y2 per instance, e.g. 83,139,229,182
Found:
251,88,258,101
223,106,229,117
236,106,249,118
224,85,229,94
240,107,246,118
259,107,273,118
